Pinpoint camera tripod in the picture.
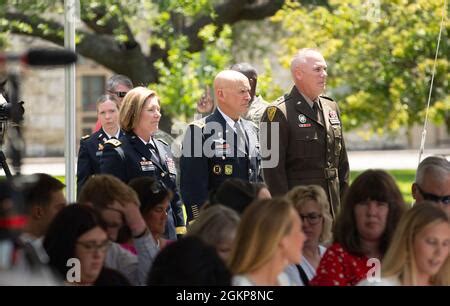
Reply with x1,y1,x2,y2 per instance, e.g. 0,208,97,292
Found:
0,148,12,178
0,72,24,178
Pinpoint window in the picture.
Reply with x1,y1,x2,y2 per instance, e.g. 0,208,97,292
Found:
82,76,105,111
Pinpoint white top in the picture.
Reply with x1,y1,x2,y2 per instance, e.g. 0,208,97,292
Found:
104,128,121,139
357,276,402,286
232,272,292,286
300,245,327,281
283,245,326,286
217,107,241,132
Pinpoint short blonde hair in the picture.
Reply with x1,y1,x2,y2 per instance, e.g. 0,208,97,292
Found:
286,185,333,243
382,202,450,285
228,197,296,275
119,86,158,133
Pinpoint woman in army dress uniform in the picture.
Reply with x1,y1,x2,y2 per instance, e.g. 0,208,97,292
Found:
100,87,186,240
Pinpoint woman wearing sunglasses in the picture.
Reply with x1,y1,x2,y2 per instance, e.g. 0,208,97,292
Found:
285,185,333,285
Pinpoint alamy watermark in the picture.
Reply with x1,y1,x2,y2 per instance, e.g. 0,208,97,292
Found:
170,121,280,168
66,258,81,283
365,258,381,283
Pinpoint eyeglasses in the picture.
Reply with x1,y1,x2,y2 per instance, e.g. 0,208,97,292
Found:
76,240,111,253
299,213,323,225
417,185,450,205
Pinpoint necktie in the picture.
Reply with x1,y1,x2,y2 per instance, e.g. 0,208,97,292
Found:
313,102,323,125
234,121,248,156
147,140,160,164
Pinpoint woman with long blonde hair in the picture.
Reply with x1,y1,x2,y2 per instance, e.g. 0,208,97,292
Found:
228,197,305,286
360,202,449,286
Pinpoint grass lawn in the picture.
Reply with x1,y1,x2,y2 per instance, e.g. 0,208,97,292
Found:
56,169,415,205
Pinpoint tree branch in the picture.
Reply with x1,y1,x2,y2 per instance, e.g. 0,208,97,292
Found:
183,0,285,52
2,11,156,85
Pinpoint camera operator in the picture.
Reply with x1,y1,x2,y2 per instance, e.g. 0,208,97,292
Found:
0,179,60,285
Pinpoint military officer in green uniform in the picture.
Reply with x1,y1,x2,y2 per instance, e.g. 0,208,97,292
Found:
230,62,268,128
260,48,349,218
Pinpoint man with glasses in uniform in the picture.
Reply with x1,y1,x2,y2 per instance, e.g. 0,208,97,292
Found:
412,155,450,217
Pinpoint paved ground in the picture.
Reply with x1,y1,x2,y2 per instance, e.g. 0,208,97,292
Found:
1,148,449,176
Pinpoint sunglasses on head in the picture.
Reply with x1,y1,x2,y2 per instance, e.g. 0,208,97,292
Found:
417,185,450,205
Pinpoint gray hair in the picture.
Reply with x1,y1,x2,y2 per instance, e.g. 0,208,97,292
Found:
187,205,240,247
290,48,322,75
106,74,133,92
415,155,450,184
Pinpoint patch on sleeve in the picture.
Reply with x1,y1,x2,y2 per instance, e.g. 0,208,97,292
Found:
266,106,277,122
104,138,122,147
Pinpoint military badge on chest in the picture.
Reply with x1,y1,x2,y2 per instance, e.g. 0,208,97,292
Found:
329,111,341,125
166,156,177,175
140,158,155,172
298,114,312,128
214,138,231,156
213,165,222,175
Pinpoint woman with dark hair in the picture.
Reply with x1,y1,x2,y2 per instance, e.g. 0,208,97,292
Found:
43,204,130,286
147,236,231,286
310,169,406,286
358,203,450,286
210,178,271,215
129,176,174,249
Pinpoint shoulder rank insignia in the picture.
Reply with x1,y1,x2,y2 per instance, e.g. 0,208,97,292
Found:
266,106,277,122
104,138,122,147
81,134,90,140
156,138,168,146
190,120,205,129
320,95,335,102
274,95,286,105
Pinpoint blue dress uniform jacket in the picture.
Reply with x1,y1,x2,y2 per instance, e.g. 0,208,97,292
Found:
76,128,125,193
260,86,349,218
180,108,263,222
99,132,186,239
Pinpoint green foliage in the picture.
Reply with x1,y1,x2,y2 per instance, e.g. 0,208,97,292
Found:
272,0,449,134
257,59,285,102
151,25,232,122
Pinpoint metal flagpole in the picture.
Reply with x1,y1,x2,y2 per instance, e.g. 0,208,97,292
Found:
64,0,78,202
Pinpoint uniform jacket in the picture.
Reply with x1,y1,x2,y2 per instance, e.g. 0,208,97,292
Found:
260,86,349,217
76,128,124,193
180,108,263,221
100,132,186,238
